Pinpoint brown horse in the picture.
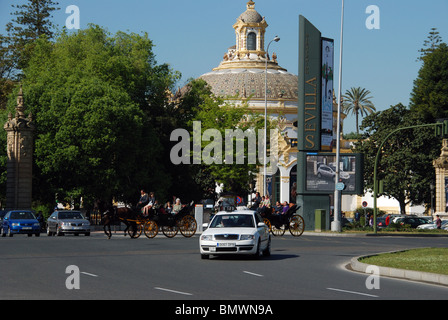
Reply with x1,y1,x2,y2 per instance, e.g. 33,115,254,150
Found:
102,206,139,239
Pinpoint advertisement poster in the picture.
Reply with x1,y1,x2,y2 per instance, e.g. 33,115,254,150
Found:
321,38,334,151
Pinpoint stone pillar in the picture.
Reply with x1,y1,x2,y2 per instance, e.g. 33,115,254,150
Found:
433,139,448,219
4,87,35,210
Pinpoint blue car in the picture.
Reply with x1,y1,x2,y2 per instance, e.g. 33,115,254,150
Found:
2,210,41,237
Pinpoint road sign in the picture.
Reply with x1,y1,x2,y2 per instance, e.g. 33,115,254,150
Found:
336,182,345,191
362,201,368,208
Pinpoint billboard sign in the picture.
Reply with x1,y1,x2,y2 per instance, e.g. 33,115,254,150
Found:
298,15,322,152
321,38,334,151
304,153,364,195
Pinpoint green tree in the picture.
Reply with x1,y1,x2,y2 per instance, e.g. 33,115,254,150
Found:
3,25,179,207
189,80,267,195
342,87,376,135
417,28,443,62
5,0,60,74
354,104,439,214
410,43,448,122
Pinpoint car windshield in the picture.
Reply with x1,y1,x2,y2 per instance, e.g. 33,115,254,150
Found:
10,211,36,220
58,212,84,220
210,214,254,228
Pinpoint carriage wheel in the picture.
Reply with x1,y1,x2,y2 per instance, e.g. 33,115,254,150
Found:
162,225,178,238
179,215,197,238
271,223,286,236
263,219,272,231
144,220,158,239
289,215,305,237
128,223,142,239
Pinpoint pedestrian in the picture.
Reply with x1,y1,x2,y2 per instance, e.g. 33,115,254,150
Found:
385,214,390,226
435,215,442,229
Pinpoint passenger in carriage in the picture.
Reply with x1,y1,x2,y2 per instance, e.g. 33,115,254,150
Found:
257,195,271,216
136,189,149,214
274,201,283,215
142,192,156,216
173,198,182,215
282,201,290,214
165,202,173,215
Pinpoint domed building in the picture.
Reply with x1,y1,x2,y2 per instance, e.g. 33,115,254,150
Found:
192,1,343,204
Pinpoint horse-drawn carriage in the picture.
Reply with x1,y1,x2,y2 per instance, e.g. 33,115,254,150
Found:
103,201,197,239
260,204,305,237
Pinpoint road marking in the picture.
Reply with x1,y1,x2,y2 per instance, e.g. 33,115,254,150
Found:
154,287,193,296
243,271,264,277
327,288,379,298
81,272,98,277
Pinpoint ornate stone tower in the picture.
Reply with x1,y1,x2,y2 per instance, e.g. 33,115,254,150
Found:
4,86,35,210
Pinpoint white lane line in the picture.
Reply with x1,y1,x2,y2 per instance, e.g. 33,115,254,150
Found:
327,288,379,298
154,287,193,296
243,271,264,277
81,272,99,277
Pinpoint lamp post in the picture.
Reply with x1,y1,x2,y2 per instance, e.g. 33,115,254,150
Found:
264,36,280,197
332,0,344,232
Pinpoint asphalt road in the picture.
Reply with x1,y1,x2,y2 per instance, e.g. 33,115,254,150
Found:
0,231,447,301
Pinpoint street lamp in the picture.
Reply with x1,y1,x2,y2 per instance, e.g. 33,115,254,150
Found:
332,0,345,232
264,36,280,197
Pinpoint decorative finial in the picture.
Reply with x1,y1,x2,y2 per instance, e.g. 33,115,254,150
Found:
16,85,25,118
247,1,255,10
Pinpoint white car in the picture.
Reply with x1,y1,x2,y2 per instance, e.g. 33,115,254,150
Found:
199,209,271,259
417,220,448,230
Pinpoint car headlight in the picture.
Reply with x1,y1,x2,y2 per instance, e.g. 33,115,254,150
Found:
33,223,40,227
240,234,255,240
201,235,213,241
11,223,20,227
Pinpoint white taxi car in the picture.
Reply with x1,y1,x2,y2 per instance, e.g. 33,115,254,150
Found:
199,208,271,259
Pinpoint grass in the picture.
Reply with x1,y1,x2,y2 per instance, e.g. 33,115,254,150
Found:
360,248,448,275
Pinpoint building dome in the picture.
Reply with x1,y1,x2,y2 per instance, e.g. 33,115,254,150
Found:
200,68,298,101
238,1,264,24
197,1,298,104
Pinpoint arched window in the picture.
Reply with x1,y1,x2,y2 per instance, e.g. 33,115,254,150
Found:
247,32,257,51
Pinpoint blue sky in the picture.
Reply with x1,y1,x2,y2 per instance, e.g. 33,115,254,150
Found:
1,0,447,134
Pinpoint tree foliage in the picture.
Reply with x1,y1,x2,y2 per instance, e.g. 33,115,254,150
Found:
4,25,180,206
410,41,448,121
342,87,375,135
353,104,440,214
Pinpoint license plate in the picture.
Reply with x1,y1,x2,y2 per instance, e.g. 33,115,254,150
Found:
217,242,235,247
22,227,32,230
72,227,82,230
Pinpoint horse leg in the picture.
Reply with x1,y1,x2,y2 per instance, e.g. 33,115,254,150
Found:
102,217,112,239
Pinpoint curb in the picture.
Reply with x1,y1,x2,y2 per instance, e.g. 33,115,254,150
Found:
350,251,448,287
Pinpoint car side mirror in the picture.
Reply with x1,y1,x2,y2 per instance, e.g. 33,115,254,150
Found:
202,223,209,230
258,222,266,227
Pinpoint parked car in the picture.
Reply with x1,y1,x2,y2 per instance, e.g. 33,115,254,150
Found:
417,220,448,230
46,210,91,236
200,208,270,259
393,217,428,229
1,210,41,237
377,217,388,229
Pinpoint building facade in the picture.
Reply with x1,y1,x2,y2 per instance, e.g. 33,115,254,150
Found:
196,1,342,204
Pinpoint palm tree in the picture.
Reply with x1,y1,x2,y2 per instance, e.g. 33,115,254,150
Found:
342,87,376,135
